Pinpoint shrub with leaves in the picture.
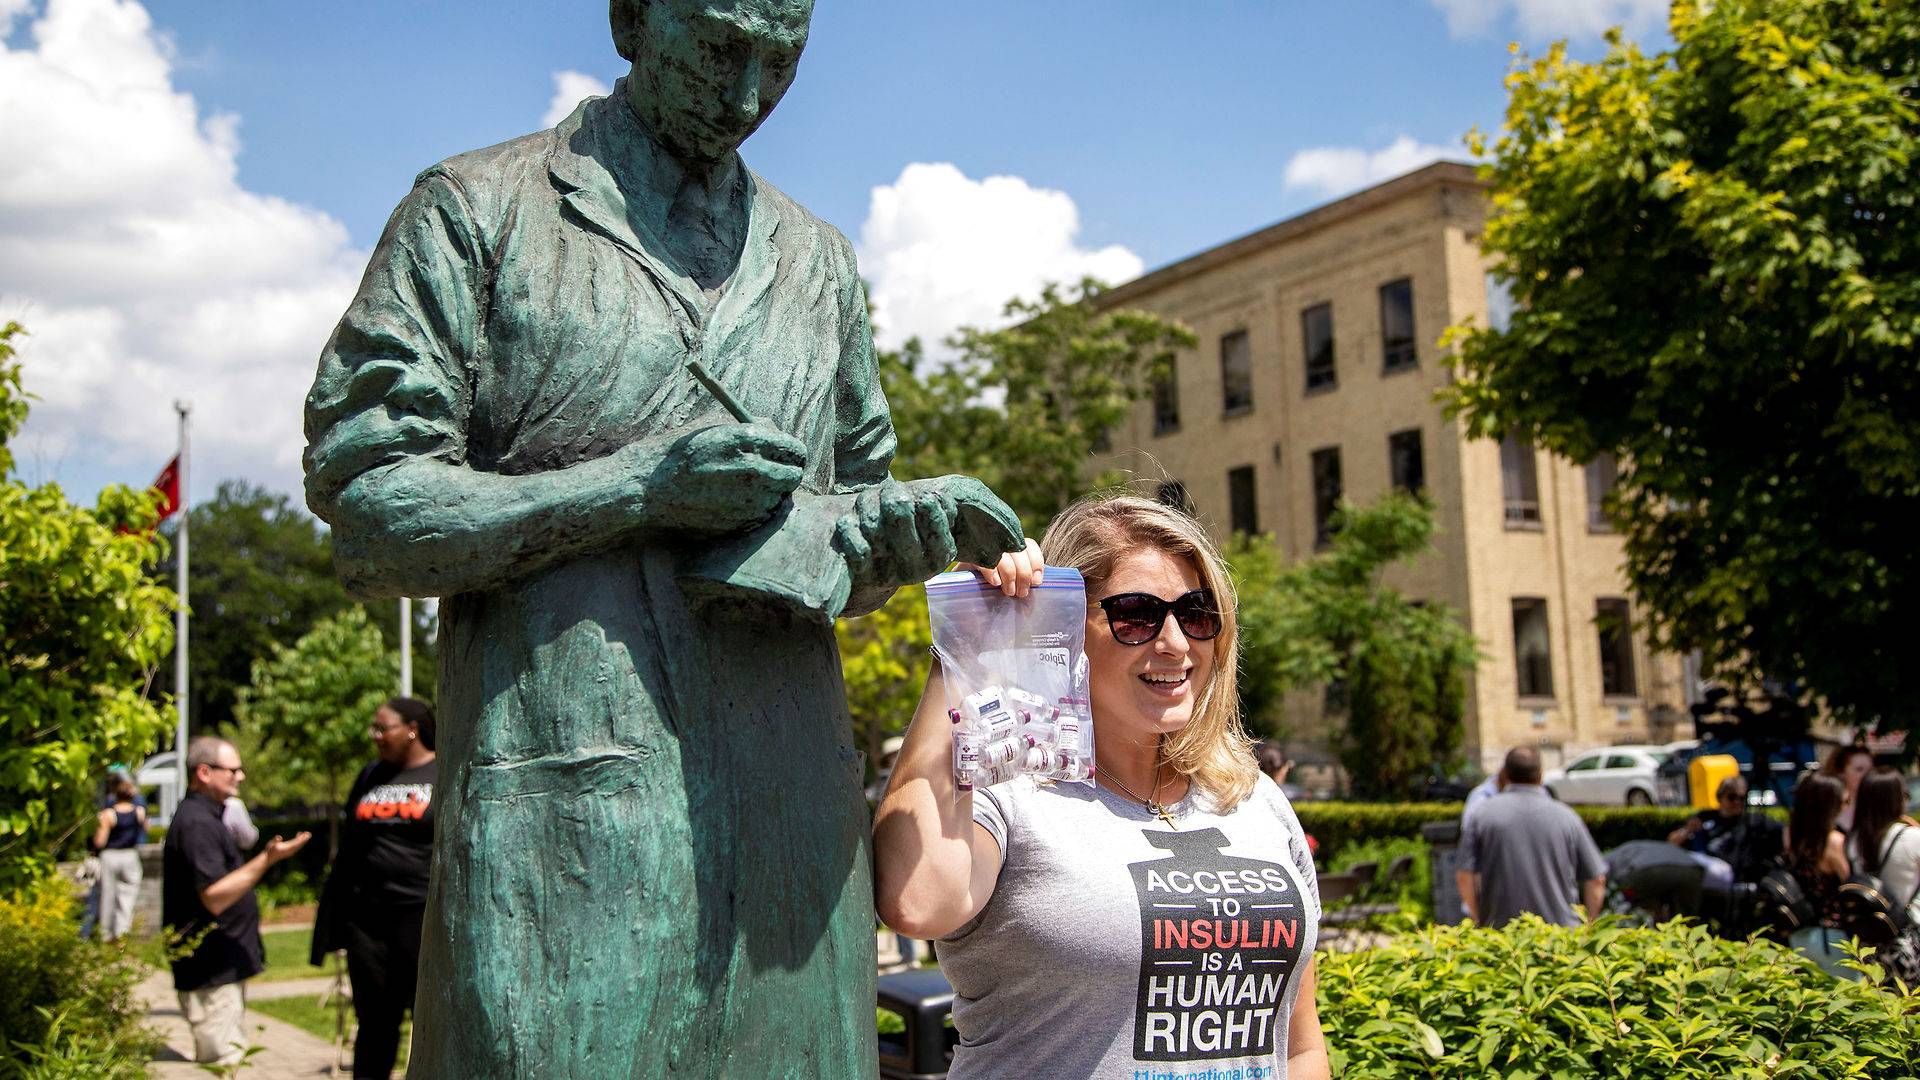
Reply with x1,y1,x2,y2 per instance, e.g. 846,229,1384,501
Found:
0,323,176,891
1296,803,1716,864
1318,916,1919,1079
0,883,156,1079
1328,835,1433,923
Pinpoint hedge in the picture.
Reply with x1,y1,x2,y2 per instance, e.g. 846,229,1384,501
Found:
1317,916,1919,1078
1294,802,1767,861
0,883,156,1078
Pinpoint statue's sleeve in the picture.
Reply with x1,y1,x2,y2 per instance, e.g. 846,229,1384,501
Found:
827,234,904,617
828,236,897,495
304,169,667,598
305,168,480,506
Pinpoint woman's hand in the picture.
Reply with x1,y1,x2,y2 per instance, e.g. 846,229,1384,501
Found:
959,537,1044,597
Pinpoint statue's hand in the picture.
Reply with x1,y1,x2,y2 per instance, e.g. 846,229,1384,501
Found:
833,475,1023,588
639,422,806,535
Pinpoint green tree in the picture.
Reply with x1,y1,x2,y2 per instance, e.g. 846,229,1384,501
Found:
1225,534,1323,741
149,482,436,731
835,585,932,780
1228,495,1480,798
928,278,1196,526
1444,1,1919,728
232,606,397,854
0,324,177,891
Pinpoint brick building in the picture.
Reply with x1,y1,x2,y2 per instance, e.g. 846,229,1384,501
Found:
1093,161,1690,778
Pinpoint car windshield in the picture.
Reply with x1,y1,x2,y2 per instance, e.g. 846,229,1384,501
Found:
1645,751,1671,765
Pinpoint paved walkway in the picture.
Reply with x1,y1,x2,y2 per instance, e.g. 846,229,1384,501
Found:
139,969,354,1079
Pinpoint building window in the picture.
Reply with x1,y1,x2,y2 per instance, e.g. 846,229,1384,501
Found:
1585,451,1618,531
1310,447,1342,548
1389,428,1425,495
1227,466,1258,535
1156,479,1194,516
1379,278,1417,372
1500,432,1540,527
1302,303,1336,392
1596,598,1637,697
1220,330,1253,415
1511,597,1554,698
1485,271,1517,333
1152,358,1180,435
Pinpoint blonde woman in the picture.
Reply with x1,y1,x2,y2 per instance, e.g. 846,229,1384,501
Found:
874,493,1328,1079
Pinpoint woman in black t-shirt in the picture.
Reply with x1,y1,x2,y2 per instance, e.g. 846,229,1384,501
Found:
313,697,438,1079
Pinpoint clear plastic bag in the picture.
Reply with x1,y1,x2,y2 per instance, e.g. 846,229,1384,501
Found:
926,567,1094,790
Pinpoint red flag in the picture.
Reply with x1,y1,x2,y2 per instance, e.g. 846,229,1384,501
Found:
150,455,181,521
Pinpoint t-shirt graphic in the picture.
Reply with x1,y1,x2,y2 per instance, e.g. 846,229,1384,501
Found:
1129,828,1306,1062
355,781,432,823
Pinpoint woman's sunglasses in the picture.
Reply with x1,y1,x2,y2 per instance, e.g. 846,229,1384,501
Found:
1096,589,1223,646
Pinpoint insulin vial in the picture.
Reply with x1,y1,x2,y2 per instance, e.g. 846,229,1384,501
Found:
950,709,979,792
977,738,1020,769
1056,708,1082,747
1022,745,1051,772
963,686,1017,742
978,759,1021,787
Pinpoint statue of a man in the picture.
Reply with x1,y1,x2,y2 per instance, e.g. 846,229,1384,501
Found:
303,2,1018,1075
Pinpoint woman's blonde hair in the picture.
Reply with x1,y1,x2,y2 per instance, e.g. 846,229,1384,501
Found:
1040,493,1259,808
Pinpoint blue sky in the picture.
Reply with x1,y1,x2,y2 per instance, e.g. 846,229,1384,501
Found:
0,0,1669,505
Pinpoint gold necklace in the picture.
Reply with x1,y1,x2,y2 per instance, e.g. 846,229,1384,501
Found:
1101,762,1177,828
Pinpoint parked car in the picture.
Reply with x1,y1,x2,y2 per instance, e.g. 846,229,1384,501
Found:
1544,745,1673,806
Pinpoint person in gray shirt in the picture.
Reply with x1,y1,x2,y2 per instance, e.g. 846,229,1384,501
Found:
1458,747,1607,928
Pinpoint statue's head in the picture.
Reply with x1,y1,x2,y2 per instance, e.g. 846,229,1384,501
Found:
611,0,814,167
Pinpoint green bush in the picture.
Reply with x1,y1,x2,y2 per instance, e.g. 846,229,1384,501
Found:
0,885,156,1079
1317,916,1919,1079
1297,802,1737,862
1328,836,1432,923
1296,802,1460,861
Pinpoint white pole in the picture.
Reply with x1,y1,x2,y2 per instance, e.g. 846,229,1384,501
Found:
399,597,413,698
172,401,190,819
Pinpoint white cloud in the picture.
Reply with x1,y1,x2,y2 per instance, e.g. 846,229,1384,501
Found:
1281,135,1462,200
1429,0,1667,40
0,0,366,499
857,162,1142,351
542,69,610,128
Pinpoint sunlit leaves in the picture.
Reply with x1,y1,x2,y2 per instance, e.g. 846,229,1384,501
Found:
1444,0,1919,726
0,324,177,892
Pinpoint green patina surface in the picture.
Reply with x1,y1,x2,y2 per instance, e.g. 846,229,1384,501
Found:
302,2,1017,1075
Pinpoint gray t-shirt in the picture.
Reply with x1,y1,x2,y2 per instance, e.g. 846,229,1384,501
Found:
940,773,1320,1079
1459,785,1605,928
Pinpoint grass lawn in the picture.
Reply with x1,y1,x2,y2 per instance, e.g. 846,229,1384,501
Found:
257,926,329,982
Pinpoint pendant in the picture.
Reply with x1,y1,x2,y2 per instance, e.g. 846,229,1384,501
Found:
1149,803,1177,829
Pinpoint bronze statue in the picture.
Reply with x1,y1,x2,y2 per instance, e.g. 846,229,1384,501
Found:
303,1,1019,1074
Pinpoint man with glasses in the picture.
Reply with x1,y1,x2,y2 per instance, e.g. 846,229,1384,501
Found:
161,736,311,1065
1668,774,1782,890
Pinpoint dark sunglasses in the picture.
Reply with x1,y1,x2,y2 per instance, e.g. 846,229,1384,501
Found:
1096,589,1223,646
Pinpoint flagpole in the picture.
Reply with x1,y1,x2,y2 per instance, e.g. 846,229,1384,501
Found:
399,597,413,697
172,401,190,818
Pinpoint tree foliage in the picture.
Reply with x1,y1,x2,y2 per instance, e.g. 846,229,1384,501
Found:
1227,495,1480,798
834,584,931,777
0,324,177,892
233,606,396,852
890,278,1197,527
148,481,434,731
1444,1,1919,728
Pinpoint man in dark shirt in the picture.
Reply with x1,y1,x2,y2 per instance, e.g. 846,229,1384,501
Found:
1458,747,1608,928
162,736,310,1064
1667,774,1782,887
